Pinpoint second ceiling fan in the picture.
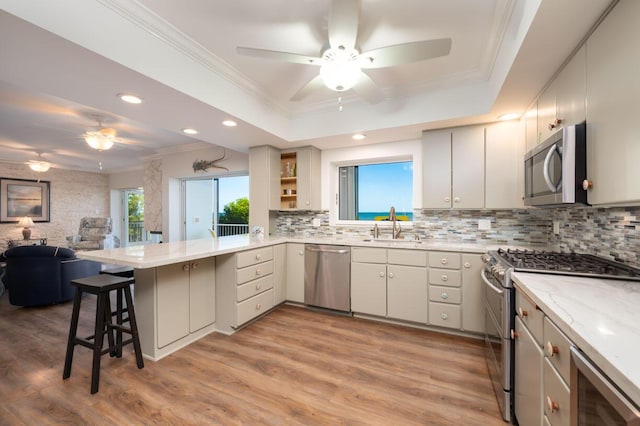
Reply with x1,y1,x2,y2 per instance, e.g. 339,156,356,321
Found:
237,0,452,103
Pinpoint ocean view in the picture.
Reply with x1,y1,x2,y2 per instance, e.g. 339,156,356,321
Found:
358,211,413,221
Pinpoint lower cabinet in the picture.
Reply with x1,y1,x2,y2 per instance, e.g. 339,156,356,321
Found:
273,243,287,305
461,253,484,333
514,315,544,426
286,243,305,303
156,257,216,348
216,246,275,333
351,260,387,317
387,264,427,323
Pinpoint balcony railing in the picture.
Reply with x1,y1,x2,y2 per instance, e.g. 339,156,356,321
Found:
216,223,249,237
128,221,146,243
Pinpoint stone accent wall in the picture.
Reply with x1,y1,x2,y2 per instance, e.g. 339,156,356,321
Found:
0,163,109,251
144,159,162,232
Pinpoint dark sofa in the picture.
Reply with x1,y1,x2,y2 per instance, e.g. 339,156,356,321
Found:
0,245,101,307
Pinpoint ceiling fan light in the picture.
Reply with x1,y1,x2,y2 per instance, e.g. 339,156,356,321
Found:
320,61,360,92
85,131,115,150
29,161,51,172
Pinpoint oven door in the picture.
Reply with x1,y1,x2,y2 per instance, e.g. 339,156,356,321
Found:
482,268,513,422
571,347,640,425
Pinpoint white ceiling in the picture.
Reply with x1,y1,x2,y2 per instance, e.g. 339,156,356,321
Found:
0,0,613,173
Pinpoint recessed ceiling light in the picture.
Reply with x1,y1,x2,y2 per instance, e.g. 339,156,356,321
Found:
222,120,237,127
498,113,520,121
182,128,198,135
118,93,142,104
352,133,366,140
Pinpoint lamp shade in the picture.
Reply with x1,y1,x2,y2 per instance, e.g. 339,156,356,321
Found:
84,127,116,150
18,216,34,228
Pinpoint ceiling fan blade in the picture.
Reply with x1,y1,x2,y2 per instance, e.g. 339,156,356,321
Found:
360,38,452,69
237,47,322,66
290,74,325,101
352,72,383,104
328,0,360,50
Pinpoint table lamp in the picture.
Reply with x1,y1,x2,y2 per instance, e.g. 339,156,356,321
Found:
18,216,34,240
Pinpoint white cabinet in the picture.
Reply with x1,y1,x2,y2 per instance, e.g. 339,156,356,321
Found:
387,264,428,324
294,146,321,210
215,247,275,333
585,0,640,205
156,257,215,348
286,243,305,303
525,102,538,152
537,79,558,144
351,260,387,316
461,254,484,334
273,243,287,305
422,129,452,209
485,121,525,209
556,45,586,130
514,315,544,426
248,145,280,230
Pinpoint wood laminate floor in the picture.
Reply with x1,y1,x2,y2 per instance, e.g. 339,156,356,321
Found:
0,293,505,425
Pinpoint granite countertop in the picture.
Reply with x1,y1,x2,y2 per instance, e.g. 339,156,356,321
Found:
511,271,640,407
76,234,528,269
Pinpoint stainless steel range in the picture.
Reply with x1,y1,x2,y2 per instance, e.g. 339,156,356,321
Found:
480,248,640,422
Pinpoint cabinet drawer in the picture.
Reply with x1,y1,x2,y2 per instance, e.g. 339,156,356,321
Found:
544,358,570,426
516,289,544,346
544,317,572,386
236,247,273,268
428,268,461,287
237,288,274,326
428,285,461,304
428,252,461,269
237,260,273,285
387,249,427,267
351,247,386,263
428,302,461,329
237,275,274,303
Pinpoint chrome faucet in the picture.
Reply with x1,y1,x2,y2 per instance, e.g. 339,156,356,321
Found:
388,206,401,239
372,223,380,238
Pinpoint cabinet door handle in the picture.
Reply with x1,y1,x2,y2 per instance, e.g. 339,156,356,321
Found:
440,258,448,265
182,264,189,272
256,283,262,291
441,274,448,282
453,197,461,203
545,341,559,357
256,254,262,260
255,269,262,275
440,313,448,320
518,307,528,318
191,262,198,270
441,292,448,300
388,272,394,279
463,262,471,268
299,250,304,256
546,396,560,413
379,272,385,278
443,196,451,203
255,303,262,311
511,329,519,339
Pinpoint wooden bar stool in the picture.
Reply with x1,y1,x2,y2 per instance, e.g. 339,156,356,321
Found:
100,266,135,356
63,274,144,394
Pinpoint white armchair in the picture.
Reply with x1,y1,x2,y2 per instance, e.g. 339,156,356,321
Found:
66,217,120,251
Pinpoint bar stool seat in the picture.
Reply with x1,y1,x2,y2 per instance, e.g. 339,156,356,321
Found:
63,274,144,394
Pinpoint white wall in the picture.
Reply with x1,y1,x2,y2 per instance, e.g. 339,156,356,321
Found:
321,139,423,224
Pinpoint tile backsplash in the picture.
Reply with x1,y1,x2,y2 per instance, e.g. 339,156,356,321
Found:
274,205,640,268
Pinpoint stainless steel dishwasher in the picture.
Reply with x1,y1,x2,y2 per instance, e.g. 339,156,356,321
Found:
304,244,351,312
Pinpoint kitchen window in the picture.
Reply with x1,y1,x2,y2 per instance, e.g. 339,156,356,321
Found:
338,161,413,222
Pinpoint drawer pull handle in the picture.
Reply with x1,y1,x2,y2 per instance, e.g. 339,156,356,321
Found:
546,396,560,413
453,197,461,203
256,303,262,311
440,313,448,320
511,329,518,339
192,262,198,270
518,307,528,318
379,272,385,278
441,275,448,282
299,250,304,256
256,283,262,291
388,272,394,279
256,254,262,260
441,292,448,300
256,269,261,275
182,264,189,272
545,341,559,357
463,262,471,268
440,258,448,265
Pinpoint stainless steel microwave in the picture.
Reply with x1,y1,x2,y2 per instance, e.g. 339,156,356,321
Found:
524,122,588,207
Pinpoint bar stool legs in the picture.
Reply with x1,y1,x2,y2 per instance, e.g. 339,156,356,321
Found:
63,274,144,394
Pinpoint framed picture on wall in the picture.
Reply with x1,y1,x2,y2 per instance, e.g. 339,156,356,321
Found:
0,178,51,223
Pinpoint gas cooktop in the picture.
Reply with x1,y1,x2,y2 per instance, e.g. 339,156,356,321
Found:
494,248,640,281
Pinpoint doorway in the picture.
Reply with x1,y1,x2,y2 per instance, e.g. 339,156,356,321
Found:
121,188,150,246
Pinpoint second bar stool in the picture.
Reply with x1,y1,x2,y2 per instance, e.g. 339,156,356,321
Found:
63,274,144,394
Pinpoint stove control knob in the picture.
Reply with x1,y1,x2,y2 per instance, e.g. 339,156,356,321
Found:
496,267,505,279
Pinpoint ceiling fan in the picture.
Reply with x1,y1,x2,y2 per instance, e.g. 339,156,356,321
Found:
237,0,452,103
82,116,121,151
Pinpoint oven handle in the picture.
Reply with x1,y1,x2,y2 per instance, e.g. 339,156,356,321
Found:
570,347,640,422
481,269,504,296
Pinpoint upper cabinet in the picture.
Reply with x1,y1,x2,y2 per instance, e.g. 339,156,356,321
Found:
585,0,640,205
248,145,280,230
535,45,587,146
422,126,485,209
293,146,321,210
524,102,538,153
422,122,523,209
